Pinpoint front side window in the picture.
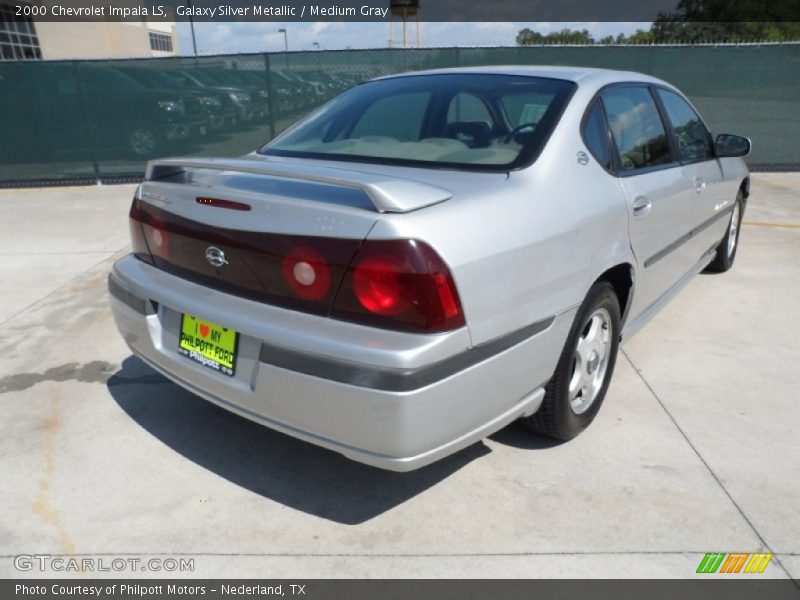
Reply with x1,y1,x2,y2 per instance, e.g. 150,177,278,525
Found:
601,86,673,172
657,88,713,163
261,74,576,170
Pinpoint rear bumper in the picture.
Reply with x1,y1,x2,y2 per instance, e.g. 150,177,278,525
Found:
108,255,572,471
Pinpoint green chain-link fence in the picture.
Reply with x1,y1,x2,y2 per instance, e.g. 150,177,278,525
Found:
1,44,797,186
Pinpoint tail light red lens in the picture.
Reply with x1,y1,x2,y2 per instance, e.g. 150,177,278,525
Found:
352,253,412,316
332,239,466,333
128,199,153,264
129,198,170,262
433,273,460,319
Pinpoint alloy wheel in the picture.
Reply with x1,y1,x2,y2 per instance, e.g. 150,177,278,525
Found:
130,128,158,156
727,201,741,258
568,307,613,415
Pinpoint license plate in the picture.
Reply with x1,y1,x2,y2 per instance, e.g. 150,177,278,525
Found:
178,314,238,377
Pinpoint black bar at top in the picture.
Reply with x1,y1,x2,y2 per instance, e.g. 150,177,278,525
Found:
11,0,800,23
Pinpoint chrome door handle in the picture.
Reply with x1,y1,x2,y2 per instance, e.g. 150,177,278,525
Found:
632,196,651,217
694,177,706,193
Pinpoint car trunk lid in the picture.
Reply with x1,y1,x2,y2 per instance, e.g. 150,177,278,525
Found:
132,155,459,315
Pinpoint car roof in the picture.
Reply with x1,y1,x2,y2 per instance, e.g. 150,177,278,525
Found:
371,65,668,88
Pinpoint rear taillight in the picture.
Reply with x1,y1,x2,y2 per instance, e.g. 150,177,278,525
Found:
331,239,466,333
129,199,465,334
129,199,153,264
281,245,332,302
130,197,170,262
142,214,170,261
130,198,170,264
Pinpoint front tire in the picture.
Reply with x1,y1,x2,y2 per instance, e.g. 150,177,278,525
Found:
705,190,744,273
521,281,621,440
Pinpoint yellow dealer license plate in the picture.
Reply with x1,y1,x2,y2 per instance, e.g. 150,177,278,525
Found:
178,314,238,377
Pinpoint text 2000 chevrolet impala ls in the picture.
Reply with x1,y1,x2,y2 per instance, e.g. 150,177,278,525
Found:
109,67,751,471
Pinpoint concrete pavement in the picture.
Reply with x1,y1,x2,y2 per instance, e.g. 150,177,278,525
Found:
0,175,798,579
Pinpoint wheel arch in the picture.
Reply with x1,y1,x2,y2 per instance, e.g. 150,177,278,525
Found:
595,263,635,328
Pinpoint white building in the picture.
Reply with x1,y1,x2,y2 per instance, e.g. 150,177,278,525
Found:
0,2,178,60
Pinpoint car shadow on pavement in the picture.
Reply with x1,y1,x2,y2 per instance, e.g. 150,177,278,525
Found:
488,421,565,450
107,356,489,525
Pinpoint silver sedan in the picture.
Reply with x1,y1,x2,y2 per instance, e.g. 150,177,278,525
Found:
109,66,750,471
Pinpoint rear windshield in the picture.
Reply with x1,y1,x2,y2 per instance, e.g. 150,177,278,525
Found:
260,74,576,171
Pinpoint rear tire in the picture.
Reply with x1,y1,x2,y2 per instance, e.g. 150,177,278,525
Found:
521,281,621,440
705,190,744,273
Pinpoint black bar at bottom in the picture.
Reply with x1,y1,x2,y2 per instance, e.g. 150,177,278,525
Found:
4,580,800,600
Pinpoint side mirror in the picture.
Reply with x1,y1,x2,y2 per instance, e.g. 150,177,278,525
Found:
715,134,751,158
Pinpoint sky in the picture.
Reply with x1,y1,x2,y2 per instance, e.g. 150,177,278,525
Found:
174,22,650,55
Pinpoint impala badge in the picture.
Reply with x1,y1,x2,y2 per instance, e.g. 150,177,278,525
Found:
141,189,171,204
205,246,229,268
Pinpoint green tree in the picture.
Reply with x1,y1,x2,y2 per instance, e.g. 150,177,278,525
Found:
516,0,800,46
624,29,656,44
546,28,595,44
516,28,543,45
517,28,595,45
652,0,800,42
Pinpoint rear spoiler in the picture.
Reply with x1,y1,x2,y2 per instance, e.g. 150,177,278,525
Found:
145,157,453,214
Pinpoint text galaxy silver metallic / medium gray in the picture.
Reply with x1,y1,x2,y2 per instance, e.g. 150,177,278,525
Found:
109,66,750,471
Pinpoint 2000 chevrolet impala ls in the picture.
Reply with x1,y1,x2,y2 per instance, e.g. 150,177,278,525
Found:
109,67,751,471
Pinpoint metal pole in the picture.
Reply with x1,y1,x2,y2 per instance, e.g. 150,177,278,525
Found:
278,29,288,69
187,0,198,56
73,60,101,182
264,53,276,140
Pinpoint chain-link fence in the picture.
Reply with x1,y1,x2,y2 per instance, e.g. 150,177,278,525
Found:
1,44,797,186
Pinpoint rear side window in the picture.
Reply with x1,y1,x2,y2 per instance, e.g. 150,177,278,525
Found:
582,99,611,170
601,86,672,172
656,88,713,163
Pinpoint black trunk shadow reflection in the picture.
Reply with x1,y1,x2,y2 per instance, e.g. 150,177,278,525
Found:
107,356,488,525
